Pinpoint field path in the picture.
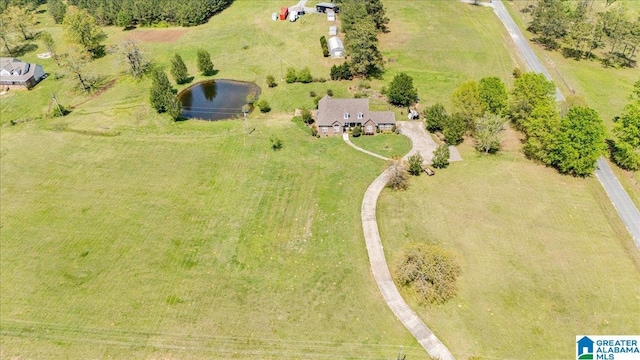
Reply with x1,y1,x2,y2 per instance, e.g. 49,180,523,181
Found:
487,0,640,248
346,125,456,360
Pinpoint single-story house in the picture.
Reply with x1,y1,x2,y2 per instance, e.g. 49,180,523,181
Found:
0,57,46,89
316,95,396,136
327,36,344,58
316,2,339,13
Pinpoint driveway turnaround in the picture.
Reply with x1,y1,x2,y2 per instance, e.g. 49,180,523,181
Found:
344,124,455,359
488,0,640,248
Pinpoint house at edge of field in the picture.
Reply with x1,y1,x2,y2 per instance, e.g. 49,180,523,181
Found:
316,95,396,136
0,57,45,89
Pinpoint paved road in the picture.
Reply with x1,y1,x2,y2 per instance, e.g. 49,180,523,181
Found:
595,158,640,249
344,125,455,359
489,0,640,247
490,0,564,101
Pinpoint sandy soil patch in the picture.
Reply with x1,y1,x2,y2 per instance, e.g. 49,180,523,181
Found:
129,28,188,43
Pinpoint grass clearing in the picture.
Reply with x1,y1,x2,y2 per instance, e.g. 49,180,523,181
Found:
377,144,640,359
350,133,412,158
0,117,427,358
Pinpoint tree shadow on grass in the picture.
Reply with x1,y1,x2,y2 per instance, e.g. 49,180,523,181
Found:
10,43,38,57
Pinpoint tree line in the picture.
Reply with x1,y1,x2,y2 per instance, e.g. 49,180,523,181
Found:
422,70,610,177
330,0,388,79
527,0,640,67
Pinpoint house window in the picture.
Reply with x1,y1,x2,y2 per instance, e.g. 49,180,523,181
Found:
357,112,363,119
386,124,392,130
322,127,328,133
334,125,340,132
343,112,349,119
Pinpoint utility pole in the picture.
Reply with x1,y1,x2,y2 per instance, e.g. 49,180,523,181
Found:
51,92,63,116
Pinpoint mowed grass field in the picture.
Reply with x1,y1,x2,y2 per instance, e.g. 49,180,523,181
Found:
0,118,431,358
377,143,640,359
350,133,412,159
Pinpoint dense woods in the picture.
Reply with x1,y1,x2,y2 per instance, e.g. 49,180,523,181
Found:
0,0,233,26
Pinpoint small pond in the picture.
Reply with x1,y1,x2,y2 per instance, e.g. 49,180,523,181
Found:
178,80,261,121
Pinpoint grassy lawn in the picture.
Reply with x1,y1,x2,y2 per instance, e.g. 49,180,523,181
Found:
503,0,640,213
350,133,412,158
377,144,640,359
0,117,431,358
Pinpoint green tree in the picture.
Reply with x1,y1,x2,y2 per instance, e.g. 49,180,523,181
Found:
149,69,174,113
345,20,384,77
2,6,36,41
330,63,352,81
116,10,134,28
297,67,313,83
37,31,59,65
387,72,418,107
431,144,450,169
266,74,277,88
270,136,283,151
196,49,214,76
443,113,466,145
352,125,362,137
320,36,329,57
507,72,556,130
363,0,389,33
165,96,183,121
63,7,106,56
393,243,461,305
301,108,313,124
528,0,570,49
407,153,424,176
522,102,561,164
473,113,505,154
479,76,508,115
549,107,606,177
424,103,448,133
257,99,271,113
451,81,485,130
285,67,297,83
48,0,67,24
612,80,640,170
170,53,190,84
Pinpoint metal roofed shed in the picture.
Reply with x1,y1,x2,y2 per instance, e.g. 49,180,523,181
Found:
329,25,337,36
316,2,339,13
326,9,335,21
271,12,278,21
327,37,344,58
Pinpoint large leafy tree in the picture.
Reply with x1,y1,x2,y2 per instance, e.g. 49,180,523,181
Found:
549,107,606,177
451,81,485,130
528,0,570,49
522,102,561,164
59,45,94,92
116,38,148,78
63,7,106,56
387,72,418,107
48,0,67,24
479,76,508,116
424,103,448,133
442,113,467,145
473,114,505,154
2,5,36,41
612,80,640,170
507,72,556,130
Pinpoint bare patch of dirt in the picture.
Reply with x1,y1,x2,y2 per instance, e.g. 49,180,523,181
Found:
130,29,188,43
501,123,524,152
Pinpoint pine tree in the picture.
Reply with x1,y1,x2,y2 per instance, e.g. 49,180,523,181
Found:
196,49,214,76
170,53,190,84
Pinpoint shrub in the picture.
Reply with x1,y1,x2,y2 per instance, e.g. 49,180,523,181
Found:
310,91,317,98
330,63,353,81
51,104,70,117
266,74,277,88
313,77,327,83
407,153,424,176
352,125,362,137
320,36,329,57
513,67,523,79
270,136,283,150
285,67,297,83
326,89,333,96
256,99,271,113
393,242,461,305
246,94,256,105
311,126,318,137
443,113,466,145
432,144,450,169
297,67,313,83
358,80,371,89
314,96,321,109
386,158,409,190
301,108,313,124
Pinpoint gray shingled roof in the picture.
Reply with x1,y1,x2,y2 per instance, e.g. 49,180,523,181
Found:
316,95,396,127
0,57,35,82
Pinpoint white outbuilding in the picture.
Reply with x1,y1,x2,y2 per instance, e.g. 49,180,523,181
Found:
328,36,344,58
327,9,335,21
329,25,337,36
